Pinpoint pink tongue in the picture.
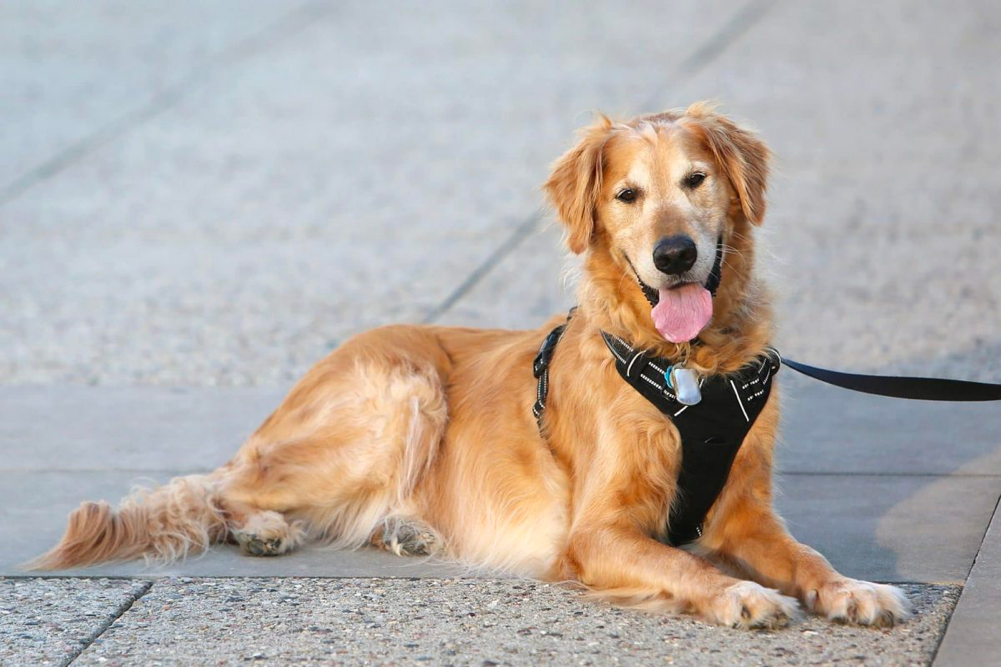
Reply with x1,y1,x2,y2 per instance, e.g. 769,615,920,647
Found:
651,283,713,343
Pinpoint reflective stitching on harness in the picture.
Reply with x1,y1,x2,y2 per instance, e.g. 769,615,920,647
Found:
627,352,643,378
730,380,750,422
640,374,665,392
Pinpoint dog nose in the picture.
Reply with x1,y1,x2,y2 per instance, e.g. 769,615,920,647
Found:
652,235,697,275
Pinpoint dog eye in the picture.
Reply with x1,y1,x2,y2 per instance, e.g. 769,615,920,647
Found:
616,188,637,203
685,172,707,188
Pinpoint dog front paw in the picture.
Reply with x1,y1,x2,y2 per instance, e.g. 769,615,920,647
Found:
705,581,802,629
807,578,910,627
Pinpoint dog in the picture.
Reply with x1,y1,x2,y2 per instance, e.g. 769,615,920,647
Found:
34,103,910,629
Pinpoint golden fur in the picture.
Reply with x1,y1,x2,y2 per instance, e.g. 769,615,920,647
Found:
34,103,909,628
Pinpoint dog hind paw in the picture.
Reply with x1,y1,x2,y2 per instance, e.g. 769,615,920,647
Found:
232,511,304,558
375,518,442,557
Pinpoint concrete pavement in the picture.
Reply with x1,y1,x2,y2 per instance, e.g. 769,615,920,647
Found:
2,0,1000,665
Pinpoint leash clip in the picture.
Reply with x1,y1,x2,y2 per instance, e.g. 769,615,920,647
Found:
666,366,702,406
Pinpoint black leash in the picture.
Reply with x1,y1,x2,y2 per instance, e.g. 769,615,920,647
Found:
780,356,1001,401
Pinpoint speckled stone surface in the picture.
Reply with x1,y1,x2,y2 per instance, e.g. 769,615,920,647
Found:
0,578,150,667
71,579,958,667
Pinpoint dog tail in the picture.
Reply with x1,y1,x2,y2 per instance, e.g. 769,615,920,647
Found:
26,474,228,570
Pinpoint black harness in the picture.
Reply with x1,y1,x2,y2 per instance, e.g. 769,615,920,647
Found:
601,332,779,545
532,316,779,546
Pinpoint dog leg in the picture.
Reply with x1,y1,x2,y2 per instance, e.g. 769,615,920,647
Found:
215,337,449,552
566,524,800,628
702,499,910,627
697,390,911,626
696,474,916,624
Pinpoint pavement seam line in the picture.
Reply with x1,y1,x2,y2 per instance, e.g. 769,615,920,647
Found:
641,0,776,110
0,1,332,207
962,491,1001,581
61,580,154,667
423,0,776,324
421,212,544,323
930,490,1001,665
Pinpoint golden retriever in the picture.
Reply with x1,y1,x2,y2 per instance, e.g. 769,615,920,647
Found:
35,103,909,629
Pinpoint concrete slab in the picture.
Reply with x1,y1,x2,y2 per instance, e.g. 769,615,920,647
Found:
0,386,286,473
933,500,1001,666
776,375,1001,476
0,0,762,387
0,0,298,193
71,578,958,666
0,577,149,666
776,474,1000,584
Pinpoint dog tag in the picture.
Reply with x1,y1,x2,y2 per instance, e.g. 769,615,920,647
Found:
669,367,702,406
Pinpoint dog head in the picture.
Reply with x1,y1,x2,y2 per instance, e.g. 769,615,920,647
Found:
544,103,771,351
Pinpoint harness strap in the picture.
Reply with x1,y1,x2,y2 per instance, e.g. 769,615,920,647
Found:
532,321,569,424
602,332,690,416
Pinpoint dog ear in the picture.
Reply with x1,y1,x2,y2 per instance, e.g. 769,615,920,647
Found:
544,116,613,253
684,104,771,225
